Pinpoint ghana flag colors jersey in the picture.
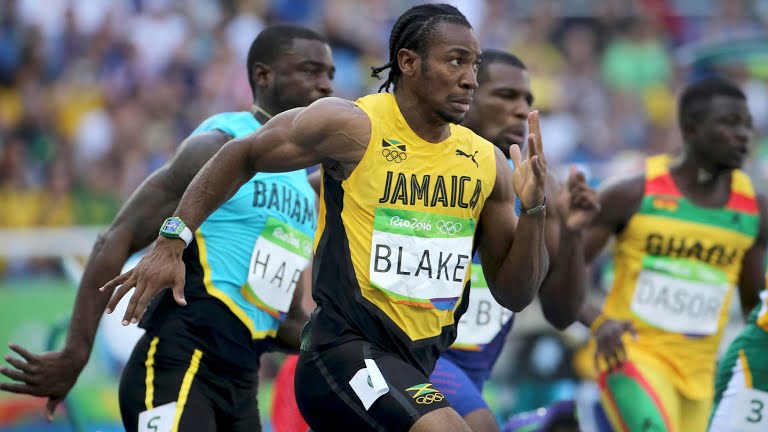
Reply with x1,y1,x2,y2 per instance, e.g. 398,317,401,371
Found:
309,93,497,375
603,154,758,399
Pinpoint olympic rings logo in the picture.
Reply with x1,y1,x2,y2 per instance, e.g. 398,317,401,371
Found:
382,148,407,163
436,220,462,236
415,393,445,404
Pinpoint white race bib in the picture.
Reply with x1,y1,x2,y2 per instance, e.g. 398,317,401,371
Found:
369,208,474,311
138,402,176,432
453,266,514,348
630,256,730,335
245,217,312,318
729,388,768,431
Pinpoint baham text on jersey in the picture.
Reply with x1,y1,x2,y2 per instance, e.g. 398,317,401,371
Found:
252,180,314,225
378,171,482,209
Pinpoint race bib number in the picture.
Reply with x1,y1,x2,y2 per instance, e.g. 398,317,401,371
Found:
369,208,474,311
630,256,729,335
453,266,514,348
138,402,176,432
729,388,768,431
245,217,312,318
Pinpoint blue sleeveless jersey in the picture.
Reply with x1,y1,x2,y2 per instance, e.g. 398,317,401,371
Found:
189,112,317,339
442,159,520,387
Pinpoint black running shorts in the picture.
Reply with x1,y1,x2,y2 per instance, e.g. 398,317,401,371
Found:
295,335,452,431
119,331,261,432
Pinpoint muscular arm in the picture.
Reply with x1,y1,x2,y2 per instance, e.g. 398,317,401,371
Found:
476,148,548,312
66,131,232,362
577,176,645,327
103,98,370,322
172,98,368,236
537,175,585,330
736,194,768,319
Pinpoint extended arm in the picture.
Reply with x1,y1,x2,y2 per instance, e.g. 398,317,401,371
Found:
103,97,370,323
576,176,645,327
538,169,600,330
576,176,644,370
0,131,231,417
736,194,768,319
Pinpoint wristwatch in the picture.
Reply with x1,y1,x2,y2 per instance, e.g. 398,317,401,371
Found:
521,195,547,216
159,217,193,247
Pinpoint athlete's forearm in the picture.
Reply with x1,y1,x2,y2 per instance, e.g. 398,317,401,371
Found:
492,212,548,312
539,228,587,330
65,160,195,362
63,230,134,364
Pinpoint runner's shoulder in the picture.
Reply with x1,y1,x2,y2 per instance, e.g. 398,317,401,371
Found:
303,97,369,125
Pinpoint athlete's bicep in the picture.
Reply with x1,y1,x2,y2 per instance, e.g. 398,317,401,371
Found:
738,194,768,317
476,148,518,284
237,97,369,175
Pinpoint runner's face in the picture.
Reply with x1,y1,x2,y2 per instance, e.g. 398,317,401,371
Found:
463,63,531,158
415,22,480,124
270,38,335,111
690,95,753,170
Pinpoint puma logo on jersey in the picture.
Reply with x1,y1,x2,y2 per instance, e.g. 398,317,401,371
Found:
455,149,478,167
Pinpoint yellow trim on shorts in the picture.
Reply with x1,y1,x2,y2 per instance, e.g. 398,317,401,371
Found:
739,349,753,388
144,336,160,410
171,349,203,432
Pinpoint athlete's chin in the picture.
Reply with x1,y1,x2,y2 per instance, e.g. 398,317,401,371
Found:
438,110,467,125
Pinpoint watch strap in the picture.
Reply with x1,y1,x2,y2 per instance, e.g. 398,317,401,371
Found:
178,225,193,247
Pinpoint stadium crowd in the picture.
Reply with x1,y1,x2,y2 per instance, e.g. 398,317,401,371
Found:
1,0,767,250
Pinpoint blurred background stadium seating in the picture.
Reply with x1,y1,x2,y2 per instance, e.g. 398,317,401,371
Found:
1,0,766,430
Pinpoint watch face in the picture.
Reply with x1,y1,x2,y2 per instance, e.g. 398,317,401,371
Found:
163,219,182,234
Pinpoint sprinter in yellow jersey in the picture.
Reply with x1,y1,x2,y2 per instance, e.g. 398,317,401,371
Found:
578,77,768,432
100,4,553,432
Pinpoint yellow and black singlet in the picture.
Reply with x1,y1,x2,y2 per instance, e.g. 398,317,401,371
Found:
310,93,497,374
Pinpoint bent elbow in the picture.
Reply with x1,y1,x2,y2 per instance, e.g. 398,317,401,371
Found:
544,311,576,331
540,296,582,331
503,289,537,313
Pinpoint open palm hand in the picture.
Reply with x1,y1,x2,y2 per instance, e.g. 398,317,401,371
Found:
510,111,547,210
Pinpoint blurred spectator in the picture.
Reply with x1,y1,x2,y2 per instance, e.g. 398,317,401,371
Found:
601,15,672,95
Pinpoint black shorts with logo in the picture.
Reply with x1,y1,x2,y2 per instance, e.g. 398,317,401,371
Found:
295,323,452,432
119,321,262,432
